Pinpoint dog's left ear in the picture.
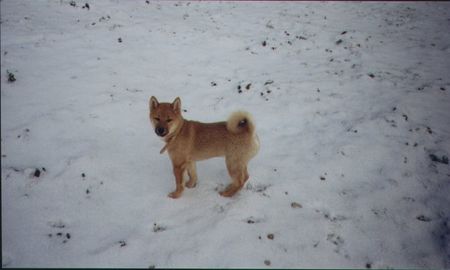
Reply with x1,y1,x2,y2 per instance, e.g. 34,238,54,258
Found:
171,97,181,112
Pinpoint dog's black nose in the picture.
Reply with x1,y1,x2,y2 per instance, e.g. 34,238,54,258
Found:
155,127,167,137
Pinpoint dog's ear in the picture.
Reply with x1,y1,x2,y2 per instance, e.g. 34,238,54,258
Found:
171,97,181,112
150,96,159,110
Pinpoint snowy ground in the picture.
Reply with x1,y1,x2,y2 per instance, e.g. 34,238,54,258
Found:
2,0,450,268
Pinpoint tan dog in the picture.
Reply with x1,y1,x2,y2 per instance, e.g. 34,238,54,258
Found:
149,96,260,198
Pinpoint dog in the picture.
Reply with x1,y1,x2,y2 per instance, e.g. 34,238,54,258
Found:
149,96,260,198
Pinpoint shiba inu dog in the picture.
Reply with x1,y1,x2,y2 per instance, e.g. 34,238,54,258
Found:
149,96,260,198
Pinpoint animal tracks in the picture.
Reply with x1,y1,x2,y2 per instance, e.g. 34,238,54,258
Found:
47,221,72,244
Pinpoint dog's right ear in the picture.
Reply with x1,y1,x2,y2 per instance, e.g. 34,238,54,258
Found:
171,97,181,113
149,96,159,110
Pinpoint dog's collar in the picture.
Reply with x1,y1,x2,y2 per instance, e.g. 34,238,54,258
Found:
159,120,184,154
160,143,169,154
160,135,173,154
160,133,179,154
159,142,169,154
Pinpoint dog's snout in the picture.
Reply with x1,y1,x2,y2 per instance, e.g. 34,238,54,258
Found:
155,127,167,137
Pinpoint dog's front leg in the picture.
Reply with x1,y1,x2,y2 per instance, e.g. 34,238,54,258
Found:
168,164,185,199
185,161,197,188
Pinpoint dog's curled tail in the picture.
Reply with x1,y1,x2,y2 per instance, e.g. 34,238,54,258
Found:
226,111,256,134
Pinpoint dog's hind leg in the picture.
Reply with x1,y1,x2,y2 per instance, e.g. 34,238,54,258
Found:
220,158,246,197
185,161,198,188
243,165,249,184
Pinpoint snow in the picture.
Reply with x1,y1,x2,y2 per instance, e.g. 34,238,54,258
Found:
2,0,450,268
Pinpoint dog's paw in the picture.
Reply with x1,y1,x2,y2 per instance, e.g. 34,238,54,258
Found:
219,190,234,197
168,191,183,199
185,180,197,188
219,186,239,197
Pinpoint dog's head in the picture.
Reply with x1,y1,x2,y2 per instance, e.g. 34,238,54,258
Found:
149,96,183,139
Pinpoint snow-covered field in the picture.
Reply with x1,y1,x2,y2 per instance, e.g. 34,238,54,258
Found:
2,0,450,268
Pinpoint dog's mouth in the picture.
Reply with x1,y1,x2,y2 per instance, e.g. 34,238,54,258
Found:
155,127,168,137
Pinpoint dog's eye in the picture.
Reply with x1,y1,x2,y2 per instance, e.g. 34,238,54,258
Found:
154,117,160,121
167,119,172,123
